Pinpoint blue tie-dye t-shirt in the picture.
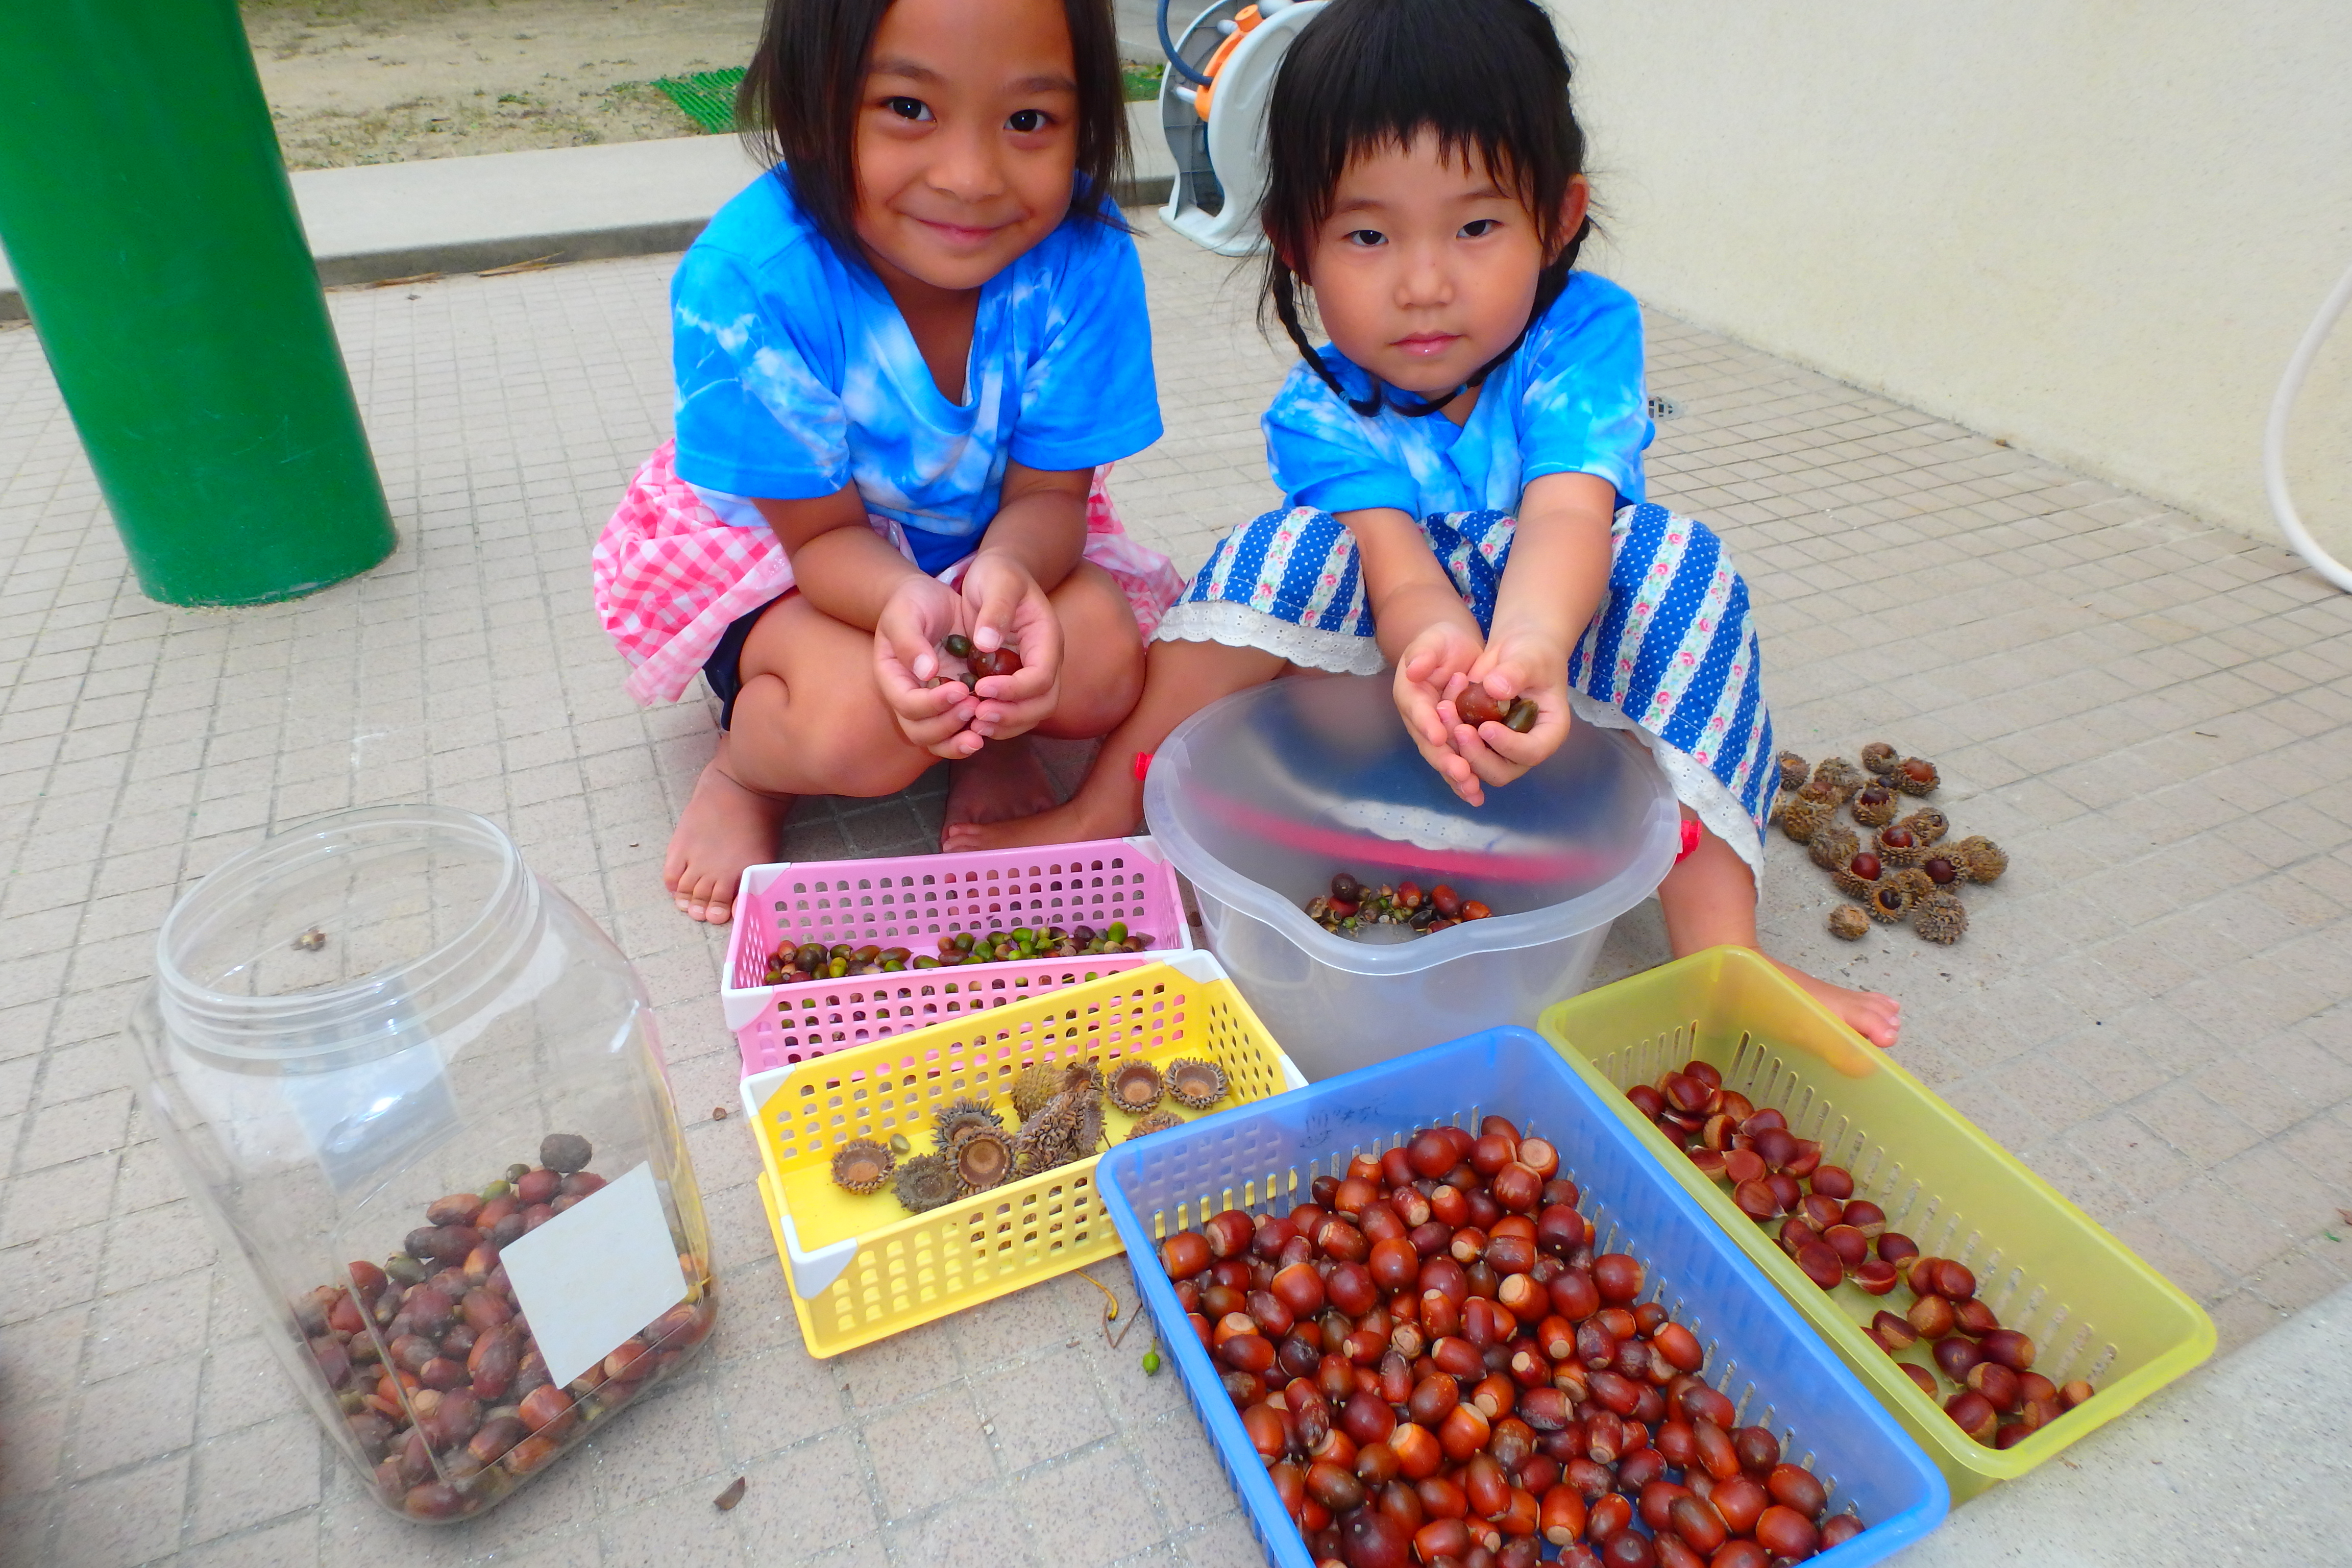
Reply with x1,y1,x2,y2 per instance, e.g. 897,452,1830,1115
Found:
1261,271,1651,521
669,171,1163,574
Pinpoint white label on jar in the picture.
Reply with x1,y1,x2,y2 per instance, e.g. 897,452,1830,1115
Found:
500,1161,688,1389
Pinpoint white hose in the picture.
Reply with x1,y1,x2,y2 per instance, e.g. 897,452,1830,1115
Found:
2264,258,2352,592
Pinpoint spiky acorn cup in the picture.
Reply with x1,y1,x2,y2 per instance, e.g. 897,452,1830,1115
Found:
1810,757,1867,801
1913,890,1968,943
830,1139,894,1195
1948,836,2008,884
1860,742,1899,775
1886,867,1937,906
1866,880,1916,923
952,1126,1016,1195
1850,785,1898,828
1808,824,1860,874
1897,807,1949,847
1127,1109,1184,1140
1893,756,1940,796
1873,825,1931,868
1828,905,1872,941
1781,796,1835,845
893,1154,957,1213
1166,1058,1229,1111
1777,751,1810,791
1831,854,1882,902
1109,1061,1164,1116
933,1097,1004,1153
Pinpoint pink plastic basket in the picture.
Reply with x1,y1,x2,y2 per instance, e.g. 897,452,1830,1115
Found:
721,836,1191,1075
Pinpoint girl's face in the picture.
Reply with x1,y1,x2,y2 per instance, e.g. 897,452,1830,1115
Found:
1305,133,1587,402
853,0,1081,295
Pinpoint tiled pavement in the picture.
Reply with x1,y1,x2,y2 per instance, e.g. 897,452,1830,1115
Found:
0,215,2347,1567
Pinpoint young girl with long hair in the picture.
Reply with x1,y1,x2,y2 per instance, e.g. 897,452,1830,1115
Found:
594,0,1182,923
953,0,1900,1044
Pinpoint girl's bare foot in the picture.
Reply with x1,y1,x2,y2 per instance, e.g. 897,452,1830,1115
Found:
1775,960,1902,1048
665,749,793,923
941,786,1139,851
939,738,1062,849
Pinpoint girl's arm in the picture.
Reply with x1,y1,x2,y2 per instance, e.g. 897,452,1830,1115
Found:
1341,506,1490,791
1444,470,1617,801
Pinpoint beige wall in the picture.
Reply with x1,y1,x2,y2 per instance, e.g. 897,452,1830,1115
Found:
1553,1,2352,558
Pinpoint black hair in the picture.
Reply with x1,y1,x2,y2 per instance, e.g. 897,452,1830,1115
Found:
736,0,1130,262
1258,0,1591,416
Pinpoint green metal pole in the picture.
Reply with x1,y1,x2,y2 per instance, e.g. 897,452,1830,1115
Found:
0,0,396,606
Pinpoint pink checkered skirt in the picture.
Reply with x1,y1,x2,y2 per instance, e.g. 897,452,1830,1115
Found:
592,440,1186,705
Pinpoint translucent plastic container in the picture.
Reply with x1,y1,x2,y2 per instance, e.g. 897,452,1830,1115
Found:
125,807,715,1522
1095,1026,1950,1567
1142,674,1680,1079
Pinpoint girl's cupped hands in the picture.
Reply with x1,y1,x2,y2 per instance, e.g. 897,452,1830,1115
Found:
1398,622,1571,807
873,554,1063,757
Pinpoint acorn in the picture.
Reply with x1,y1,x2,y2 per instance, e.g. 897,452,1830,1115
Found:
1913,891,1968,945
1127,1109,1184,1140
829,1139,894,1195
1777,752,1809,791
1166,1057,1229,1111
1796,778,1844,809
1010,1062,1066,1120
1866,882,1916,924
1831,852,1883,900
1948,837,2008,885
1860,742,1899,775
1781,796,1835,845
1894,757,1940,796
1923,855,1959,886
933,1096,1006,1154
1807,824,1860,874
1896,808,1949,847
1873,825,1930,868
893,1154,958,1213
1012,1108,1075,1178
1810,757,1867,801
1828,906,1872,941
952,1127,1016,1194
1850,785,1897,827
1109,1061,1165,1115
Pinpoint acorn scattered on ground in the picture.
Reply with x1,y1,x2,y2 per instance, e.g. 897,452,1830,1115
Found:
1828,905,1872,940
1808,824,1860,873
1778,751,1810,790
1913,891,1968,944
1861,742,1900,775
1781,795,1835,844
1791,745,2004,948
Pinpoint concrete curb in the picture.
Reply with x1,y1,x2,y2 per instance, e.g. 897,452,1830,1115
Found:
1,103,1177,324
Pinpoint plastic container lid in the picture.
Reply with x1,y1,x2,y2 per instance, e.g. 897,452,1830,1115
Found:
1143,673,1679,974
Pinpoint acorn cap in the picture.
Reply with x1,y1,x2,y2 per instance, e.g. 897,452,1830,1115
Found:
1860,742,1900,775
1166,1057,1229,1111
1949,836,2008,884
1828,905,1872,941
1810,758,1867,801
1888,867,1937,905
1873,828,1930,868
1867,881,1916,923
830,1139,895,1195
1913,890,1968,944
1127,1109,1184,1140
1781,796,1835,845
1777,751,1810,791
1009,1062,1067,1121
1831,859,1881,900
933,1096,1006,1154
1850,786,1898,827
1012,1112,1072,1178
1808,824,1860,873
1897,807,1950,846
892,1154,958,1213
952,1126,1016,1194
1109,1061,1164,1114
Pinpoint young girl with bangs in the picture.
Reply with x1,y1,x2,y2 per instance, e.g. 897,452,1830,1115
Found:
594,0,1182,923
957,0,1900,1045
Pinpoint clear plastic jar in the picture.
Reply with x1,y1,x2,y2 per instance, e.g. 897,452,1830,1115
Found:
126,806,714,1521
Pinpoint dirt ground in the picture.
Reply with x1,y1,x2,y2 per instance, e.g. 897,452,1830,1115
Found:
242,0,765,167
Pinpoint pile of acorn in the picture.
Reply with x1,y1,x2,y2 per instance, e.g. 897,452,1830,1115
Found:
1771,744,2007,946
923,631,1022,691
762,921,1154,984
1625,1061,2094,1451
1153,1116,1869,1568
295,1134,715,1518
1305,872,1493,938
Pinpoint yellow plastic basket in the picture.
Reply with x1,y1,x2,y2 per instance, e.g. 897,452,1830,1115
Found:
741,951,1305,1358
1538,946,2215,1501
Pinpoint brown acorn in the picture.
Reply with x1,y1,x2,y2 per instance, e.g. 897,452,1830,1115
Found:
1860,742,1899,775
1831,852,1883,901
1894,757,1940,796
1873,826,1930,868
1913,891,1968,944
1828,906,1872,941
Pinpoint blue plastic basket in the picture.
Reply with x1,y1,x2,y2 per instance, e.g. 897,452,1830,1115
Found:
1095,1027,1950,1568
